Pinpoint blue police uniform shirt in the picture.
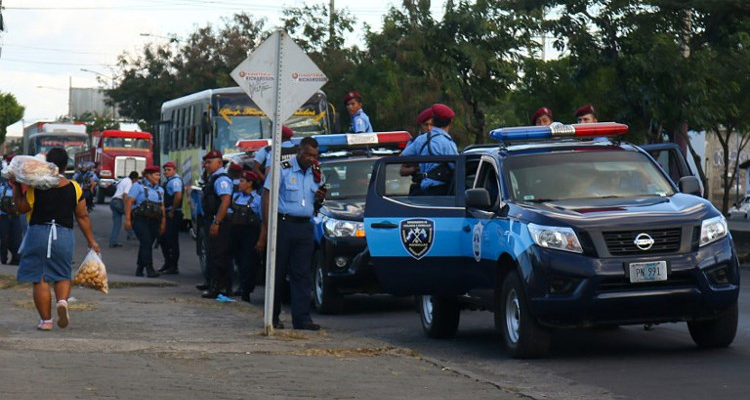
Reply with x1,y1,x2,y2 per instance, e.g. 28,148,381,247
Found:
128,180,165,207
263,156,320,218
211,167,233,197
0,183,13,216
350,109,373,133
227,191,262,218
254,141,295,167
164,175,183,211
401,127,458,189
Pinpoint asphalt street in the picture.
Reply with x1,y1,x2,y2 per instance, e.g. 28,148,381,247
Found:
1,203,748,399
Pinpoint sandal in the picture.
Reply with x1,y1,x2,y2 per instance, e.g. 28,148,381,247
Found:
56,299,69,328
37,319,53,331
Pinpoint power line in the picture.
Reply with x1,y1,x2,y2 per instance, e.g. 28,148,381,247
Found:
0,57,113,66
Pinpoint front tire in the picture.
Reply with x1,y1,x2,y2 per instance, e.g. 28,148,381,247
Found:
497,273,551,358
418,295,460,339
687,302,738,348
313,252,344,314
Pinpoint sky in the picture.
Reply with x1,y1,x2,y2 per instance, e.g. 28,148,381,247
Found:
0,0,449,137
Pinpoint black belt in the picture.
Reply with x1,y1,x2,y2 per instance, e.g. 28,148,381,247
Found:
278,213,311,223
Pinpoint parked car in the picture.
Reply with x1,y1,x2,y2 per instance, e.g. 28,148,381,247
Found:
728,196,750,219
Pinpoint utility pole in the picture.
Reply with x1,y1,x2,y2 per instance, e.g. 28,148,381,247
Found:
0,0,5,59
328,0,334,51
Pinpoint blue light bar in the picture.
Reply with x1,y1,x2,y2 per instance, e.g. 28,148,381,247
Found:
489,122,627,142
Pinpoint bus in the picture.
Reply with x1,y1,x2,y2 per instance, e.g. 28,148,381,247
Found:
23,122,89,176
157,86,335,223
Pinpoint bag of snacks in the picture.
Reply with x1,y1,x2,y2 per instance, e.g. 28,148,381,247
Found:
73,249,109,294
1,155,60,189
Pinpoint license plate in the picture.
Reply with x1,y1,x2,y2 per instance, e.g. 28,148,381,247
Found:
629,261,667,283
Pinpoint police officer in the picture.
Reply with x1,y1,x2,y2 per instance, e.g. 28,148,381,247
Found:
344,91,373,133
416,106,434,135
200,150,234,299
252,125,296,181
228,170,262,302
575,104,598,123
124,166,166,278
228,162,243,192
158,161,183,274
256,136,325,330
531,107,553,126
400,103,459,195
0,174,21,265
74,162,97,211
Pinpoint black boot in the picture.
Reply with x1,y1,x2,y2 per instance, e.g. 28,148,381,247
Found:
145,264,160,278
135,264,144,277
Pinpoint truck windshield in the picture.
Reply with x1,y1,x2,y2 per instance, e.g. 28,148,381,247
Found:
103,137,150,149
321,159,375,200
504,150,676,201
34,136,87,168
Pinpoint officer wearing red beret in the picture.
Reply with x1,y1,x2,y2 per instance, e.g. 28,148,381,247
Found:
575,104,598,123
344,91,373,133
400,104,459,195
253,125,297,181
227,169,262,302
200,150,234,298
531,107,553,126
416,107,434,135
157,161,183,274
124,165,166,277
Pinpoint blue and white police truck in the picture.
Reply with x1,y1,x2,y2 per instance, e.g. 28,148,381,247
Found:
363,122,739,358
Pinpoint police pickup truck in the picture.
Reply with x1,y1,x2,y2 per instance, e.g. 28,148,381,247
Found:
363,122,739,358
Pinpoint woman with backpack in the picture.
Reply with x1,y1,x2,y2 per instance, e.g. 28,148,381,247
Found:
124,166,165,277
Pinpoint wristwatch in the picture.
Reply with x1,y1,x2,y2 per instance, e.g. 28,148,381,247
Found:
212,219,221,225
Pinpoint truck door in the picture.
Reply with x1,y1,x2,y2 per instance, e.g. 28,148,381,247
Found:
640,143,703,196
364,155,475,296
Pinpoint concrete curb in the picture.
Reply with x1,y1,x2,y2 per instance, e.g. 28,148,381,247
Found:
0,264,177,287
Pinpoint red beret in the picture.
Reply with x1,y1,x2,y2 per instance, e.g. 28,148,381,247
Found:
531,107,553,124
343,91,361,105
575,104,596,118
228,162,242,172
5,154,16,162
416,107,434,124
143,165,160,174
282,125,294,139
431,103,455,120
202,149,223,160
162,161,177,169
241,170,259,182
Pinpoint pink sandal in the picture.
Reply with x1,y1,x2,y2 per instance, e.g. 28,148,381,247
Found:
37,319,53,331
56,299,69,328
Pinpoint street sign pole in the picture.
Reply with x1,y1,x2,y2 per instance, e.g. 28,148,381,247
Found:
264,30,284,335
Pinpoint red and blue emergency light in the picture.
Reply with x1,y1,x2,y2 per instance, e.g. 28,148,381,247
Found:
489,122,628,142
236,131,412,152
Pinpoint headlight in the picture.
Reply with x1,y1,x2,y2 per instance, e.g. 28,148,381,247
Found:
700,215,728,247
527,223,583,253
323,217,365,237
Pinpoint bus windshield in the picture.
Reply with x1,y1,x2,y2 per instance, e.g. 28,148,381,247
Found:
103,137,150,149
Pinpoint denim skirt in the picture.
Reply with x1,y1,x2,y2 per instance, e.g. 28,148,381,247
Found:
16,223,75,283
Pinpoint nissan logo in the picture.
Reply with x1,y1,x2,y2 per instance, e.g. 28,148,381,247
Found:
633,233,655,250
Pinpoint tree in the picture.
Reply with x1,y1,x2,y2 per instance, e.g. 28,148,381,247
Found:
0,92,24,144
74,111,120,134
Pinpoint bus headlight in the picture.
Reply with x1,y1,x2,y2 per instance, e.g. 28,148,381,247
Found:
323,217,365,238
528,223,583,253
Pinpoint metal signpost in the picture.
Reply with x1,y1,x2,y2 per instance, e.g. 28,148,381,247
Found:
231,29,327,335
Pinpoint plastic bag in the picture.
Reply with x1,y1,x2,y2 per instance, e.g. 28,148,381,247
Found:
1,155,60,189
72,249,109,294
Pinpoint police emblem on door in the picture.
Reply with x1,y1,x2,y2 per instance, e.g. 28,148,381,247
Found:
400,219,435,260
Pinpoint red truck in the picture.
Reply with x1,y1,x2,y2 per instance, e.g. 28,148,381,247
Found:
75,130,153,203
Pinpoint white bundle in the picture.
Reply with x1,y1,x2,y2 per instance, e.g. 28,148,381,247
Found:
1,155,60,189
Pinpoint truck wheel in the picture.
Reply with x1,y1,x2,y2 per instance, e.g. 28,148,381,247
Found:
687,302,738,348
96,189,105,204
497,273,551,358
313,253,344,314
418,295,460,339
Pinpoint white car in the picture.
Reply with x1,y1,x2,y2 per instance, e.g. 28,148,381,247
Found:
728,196,750,219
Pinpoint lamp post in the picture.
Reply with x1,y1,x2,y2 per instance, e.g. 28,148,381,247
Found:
80,68,116,122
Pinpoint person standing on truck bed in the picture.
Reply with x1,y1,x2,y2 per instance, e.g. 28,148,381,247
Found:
158,161,183,275
400,103,459,195
344,91,373,133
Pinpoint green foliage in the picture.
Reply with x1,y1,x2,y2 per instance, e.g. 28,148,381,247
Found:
0,92,25,144
73,111,120,134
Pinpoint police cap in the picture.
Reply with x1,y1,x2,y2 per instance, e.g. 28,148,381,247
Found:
431,103,455,120
531,107,553,125
143,165,160,175
575,104,596,118
162,161,177,169
282,125,294,139
416,107,434,124
202,150,223,160
343,91,361,105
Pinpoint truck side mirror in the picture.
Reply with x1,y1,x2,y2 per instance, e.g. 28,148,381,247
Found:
679,176,701,196
465,188,492,210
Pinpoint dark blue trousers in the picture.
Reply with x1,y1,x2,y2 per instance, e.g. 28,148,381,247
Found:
231,222,261,296
273,219,315,326
133,216,159,269
206,218,232,294
159,210,182,269
0,214,21,263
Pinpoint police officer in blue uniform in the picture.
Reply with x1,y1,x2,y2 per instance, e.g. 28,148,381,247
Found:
158,161,183,274
256,137,326,330
200,150,234,299
252,125,296,181
124,166,166,277
74,163,97,211
0,175,21,265
400,103,459,195
344,91,373,133
228,170,262,302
